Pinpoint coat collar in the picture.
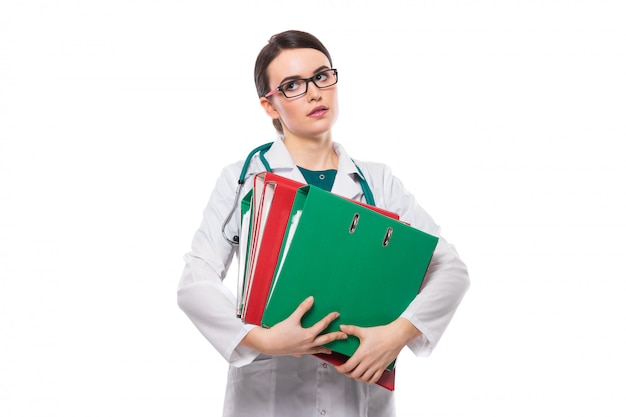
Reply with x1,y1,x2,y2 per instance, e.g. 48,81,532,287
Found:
332,142,366,201
250,138,366,201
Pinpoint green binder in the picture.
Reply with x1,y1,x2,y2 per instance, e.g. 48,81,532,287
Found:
261,185,439,367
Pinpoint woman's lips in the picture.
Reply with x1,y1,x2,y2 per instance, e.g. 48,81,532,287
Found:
308,106,329,117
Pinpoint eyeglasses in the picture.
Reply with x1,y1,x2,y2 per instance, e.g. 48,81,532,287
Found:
264,69,338,99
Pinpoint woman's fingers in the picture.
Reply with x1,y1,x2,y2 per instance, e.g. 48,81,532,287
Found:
309,310,341,334
289,296,315,322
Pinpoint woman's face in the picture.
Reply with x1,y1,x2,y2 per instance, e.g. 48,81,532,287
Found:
261,48,338,141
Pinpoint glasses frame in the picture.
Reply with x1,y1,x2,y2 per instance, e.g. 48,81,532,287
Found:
264,68,338,99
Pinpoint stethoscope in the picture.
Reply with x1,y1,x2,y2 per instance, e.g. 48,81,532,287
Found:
221,142,376,245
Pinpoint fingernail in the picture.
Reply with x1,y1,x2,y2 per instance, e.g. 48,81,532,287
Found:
306,296,314,303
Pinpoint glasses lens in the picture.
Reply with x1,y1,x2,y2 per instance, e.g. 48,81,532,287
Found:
312,69,337,88
281,80,307,98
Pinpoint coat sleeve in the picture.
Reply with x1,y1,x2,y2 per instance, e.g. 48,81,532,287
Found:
176,164,260,367
371,163,470,357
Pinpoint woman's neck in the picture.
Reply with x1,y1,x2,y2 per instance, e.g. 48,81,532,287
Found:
283,133,337,171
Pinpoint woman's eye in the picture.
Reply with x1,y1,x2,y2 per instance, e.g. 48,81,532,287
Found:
315,72,328,82
284,81,301,91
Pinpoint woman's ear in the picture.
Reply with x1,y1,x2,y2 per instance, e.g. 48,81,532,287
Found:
260,97,280,119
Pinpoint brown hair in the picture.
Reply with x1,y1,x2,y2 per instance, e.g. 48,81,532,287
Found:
254,30,333,133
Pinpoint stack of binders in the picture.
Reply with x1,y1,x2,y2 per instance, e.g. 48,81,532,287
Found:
236,172,439,391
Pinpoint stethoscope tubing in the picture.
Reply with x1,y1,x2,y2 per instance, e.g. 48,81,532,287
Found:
221,142,375,245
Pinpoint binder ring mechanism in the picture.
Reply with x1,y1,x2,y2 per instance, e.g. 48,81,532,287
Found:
349,213,360,233
382,227,393,247
349,213,394,247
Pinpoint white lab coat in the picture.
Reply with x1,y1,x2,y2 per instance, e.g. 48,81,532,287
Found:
177,139,470,417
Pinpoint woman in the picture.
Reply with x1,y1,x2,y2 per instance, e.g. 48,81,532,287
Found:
177,30,469,417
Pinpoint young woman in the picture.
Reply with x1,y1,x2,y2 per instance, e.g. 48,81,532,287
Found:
177,30,470,417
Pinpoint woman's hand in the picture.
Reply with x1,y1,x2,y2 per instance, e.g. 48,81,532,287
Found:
241,296,347,357
334,318,421,384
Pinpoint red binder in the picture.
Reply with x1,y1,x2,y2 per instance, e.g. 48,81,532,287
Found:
313,352,396,391
242,172,304,325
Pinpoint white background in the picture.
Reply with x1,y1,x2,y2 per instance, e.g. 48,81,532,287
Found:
1,1,625,416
